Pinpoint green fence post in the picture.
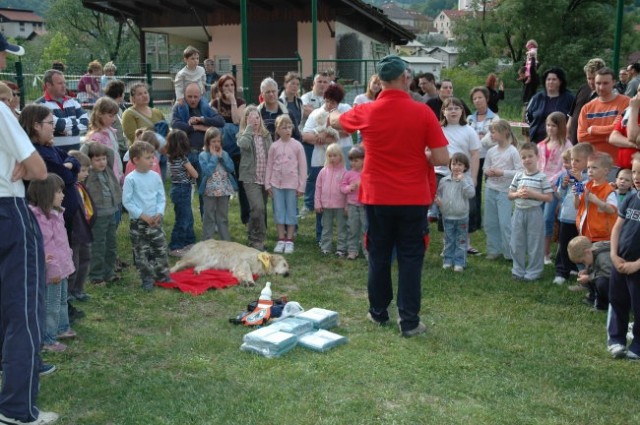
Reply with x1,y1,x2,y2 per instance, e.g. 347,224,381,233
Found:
146,63,154,107
14,60,24,110
241,0,249,103
312,0,317,75
295,51,303,76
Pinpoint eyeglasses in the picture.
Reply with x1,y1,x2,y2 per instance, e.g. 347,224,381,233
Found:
12,92,20,96
39,120,55,126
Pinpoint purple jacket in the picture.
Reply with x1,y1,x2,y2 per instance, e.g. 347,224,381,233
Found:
30,206,75,283
315,165,347,209
265,138,307,192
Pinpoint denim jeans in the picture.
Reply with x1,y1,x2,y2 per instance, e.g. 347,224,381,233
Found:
304,165,321,211
443,217,468,267
44,278,70,345
169,183,195,250
484,188,513,259
543,196,559,237
366,205,428,332
271,188,298,225
302,142,314,209
608,267,640,354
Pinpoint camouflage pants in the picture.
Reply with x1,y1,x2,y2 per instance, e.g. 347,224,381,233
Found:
129,219,170,283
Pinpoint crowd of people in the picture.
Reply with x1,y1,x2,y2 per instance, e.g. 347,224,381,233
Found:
3,32,640,423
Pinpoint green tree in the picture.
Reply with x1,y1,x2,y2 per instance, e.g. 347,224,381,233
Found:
45,0,141,72
40,32,72,73
421,0,457,17
454,0,630,84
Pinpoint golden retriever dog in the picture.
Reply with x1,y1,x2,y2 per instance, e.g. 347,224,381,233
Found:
170,240,290,286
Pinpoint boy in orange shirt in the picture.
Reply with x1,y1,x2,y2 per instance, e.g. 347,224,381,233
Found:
574,152,618,241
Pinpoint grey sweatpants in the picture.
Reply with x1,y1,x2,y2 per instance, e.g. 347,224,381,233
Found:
320,208,347,253
510,206,544,280
347,204,367,255
202,195,230,241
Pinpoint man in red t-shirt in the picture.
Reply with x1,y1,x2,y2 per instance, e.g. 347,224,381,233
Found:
329,55,449,337
609,92,640,169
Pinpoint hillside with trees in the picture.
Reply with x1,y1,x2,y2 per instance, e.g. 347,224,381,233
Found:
451,0,640,83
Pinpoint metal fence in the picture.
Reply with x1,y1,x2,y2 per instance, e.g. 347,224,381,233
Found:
1,57,383,109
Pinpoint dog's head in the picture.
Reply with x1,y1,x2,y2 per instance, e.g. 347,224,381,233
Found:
268,254,290,277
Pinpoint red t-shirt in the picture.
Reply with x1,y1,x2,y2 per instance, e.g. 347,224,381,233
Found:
339,89,448,205
614,114,640,169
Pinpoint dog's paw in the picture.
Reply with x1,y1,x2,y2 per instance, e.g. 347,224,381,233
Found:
193,266,205,275
242,280,256,287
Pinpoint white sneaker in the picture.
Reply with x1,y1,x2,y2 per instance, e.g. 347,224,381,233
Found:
608,343,627,359
453,265,464,272
284,241,294,254
0,411,59,424
627,350,640,360
273,240,285,253
442,264,452,270
544,256,553,265
552,276,566,285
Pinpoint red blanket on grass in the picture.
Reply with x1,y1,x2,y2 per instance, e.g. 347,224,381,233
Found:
156,268,240,295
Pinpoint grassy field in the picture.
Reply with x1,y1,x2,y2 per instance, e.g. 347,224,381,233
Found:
37,194,639,425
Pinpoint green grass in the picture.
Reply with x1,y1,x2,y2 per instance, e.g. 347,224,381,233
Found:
39,194,639,425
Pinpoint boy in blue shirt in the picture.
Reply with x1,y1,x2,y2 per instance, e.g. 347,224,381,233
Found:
608,153,640,359
123,141,172,291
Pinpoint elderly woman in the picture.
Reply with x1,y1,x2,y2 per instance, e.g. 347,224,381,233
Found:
100,61,117,93
526,67,575,143
257,77,301,142
302,83,352,242
466,86,499,236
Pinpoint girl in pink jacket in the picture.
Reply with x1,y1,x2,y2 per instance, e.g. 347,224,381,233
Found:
28,174,76,353
315,143,347,256
265,115,308,254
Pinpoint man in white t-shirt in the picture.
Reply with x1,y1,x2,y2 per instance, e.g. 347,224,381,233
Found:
0,32,59,425
300,72,331,212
